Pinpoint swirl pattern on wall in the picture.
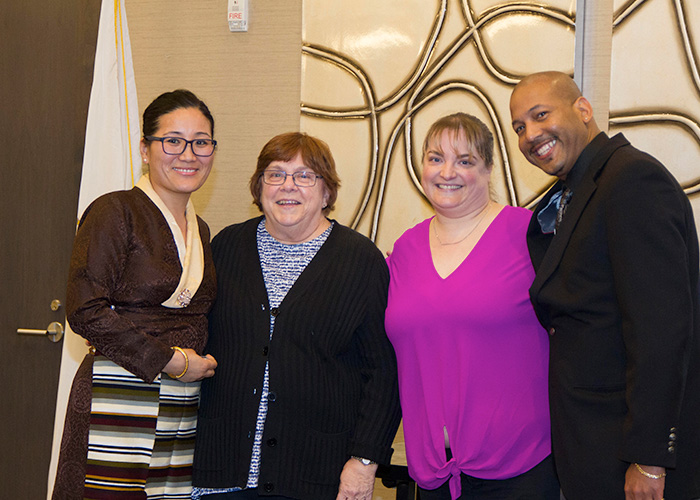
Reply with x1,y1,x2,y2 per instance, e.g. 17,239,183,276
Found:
301,0,699,242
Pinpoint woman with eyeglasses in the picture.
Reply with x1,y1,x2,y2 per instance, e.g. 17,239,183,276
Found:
191,132,401,500
52,89,218,499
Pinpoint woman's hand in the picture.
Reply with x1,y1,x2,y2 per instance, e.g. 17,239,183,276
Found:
335,458,377,500
164,348,217,382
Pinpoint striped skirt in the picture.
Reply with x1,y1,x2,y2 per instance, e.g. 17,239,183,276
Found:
84,356,200,499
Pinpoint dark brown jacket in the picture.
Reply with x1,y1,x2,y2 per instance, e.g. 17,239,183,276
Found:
52,187,216,499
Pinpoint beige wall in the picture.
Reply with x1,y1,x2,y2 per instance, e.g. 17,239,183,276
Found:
300,0,700,254
126,0,700,246
127,0,303,236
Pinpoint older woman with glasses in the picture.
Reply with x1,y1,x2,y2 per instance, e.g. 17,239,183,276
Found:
52,89,218,499
192,132,401,500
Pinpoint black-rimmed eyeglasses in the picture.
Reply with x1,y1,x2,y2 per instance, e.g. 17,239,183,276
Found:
144,136,217,157
261,170,323,187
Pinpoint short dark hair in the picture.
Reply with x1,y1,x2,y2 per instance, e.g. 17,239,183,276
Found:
249,132,341,214
142,89,214,139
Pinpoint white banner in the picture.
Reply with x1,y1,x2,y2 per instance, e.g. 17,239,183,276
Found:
47,0,140,495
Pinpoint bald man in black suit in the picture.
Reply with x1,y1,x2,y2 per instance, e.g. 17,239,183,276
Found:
510,71,700,500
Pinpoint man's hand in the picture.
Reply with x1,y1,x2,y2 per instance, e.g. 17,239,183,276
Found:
624,463,666,500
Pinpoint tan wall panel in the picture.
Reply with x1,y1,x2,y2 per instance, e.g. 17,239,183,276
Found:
300,1,578,253
127,0,303,235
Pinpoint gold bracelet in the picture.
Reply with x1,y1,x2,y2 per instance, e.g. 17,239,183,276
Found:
634,463,666,479
169,346,189,379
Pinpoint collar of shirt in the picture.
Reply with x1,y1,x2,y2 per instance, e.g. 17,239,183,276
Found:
564,131,608,191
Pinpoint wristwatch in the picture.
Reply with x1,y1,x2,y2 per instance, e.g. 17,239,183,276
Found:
352,456,376,466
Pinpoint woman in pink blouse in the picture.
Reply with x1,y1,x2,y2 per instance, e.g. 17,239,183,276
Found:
385,113,559,499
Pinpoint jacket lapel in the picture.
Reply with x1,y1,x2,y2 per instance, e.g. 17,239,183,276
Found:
530,175,598,298
530,134,630,301
527,182,561,272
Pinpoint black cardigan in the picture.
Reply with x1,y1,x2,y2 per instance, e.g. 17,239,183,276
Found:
193,217,401,499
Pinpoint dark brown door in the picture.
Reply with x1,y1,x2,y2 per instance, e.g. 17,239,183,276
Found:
0,2,100,498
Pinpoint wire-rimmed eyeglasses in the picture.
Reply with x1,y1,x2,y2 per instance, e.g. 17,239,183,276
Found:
261,170,323,187
144,136,217,157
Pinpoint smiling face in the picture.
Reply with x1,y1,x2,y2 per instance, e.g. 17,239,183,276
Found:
510,75,595,180
260,151,330,243
140,106,215,208
421,129,492,218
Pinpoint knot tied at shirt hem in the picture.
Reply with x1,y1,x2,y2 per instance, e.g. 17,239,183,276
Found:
435,458,462,500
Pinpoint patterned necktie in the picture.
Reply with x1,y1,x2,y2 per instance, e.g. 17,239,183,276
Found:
555,187,573,231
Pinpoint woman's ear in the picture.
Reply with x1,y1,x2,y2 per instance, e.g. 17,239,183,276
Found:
140,138,149,163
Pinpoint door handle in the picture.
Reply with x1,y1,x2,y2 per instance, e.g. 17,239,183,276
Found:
17,322,64,342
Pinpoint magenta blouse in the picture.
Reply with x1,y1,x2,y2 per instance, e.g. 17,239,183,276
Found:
385,206,551,499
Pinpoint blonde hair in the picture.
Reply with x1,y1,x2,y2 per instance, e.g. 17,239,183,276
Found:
422,113,494,167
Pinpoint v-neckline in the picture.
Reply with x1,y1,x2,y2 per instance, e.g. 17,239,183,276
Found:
429,207,504,280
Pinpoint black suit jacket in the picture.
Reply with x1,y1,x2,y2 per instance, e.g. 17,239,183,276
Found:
527,133,700,500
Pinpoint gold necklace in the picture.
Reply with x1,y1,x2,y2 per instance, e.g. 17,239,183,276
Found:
433,202,491,246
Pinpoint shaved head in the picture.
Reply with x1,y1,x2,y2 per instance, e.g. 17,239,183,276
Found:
509,71,600,180
513,71,582,105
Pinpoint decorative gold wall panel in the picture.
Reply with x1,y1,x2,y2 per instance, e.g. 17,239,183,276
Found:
610,0,700,196
302,0,699,252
